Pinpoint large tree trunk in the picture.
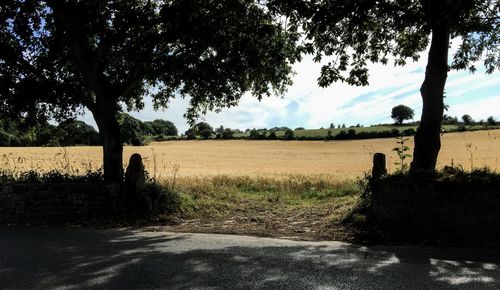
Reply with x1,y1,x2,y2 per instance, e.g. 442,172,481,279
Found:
92,108,123,183
410,25,450,172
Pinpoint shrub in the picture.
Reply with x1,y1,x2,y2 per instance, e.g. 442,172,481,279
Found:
334,130,347,140
283,129,294,140
141,181,180,216
402,128,416,136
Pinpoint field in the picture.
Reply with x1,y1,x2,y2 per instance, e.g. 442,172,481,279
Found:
2,129,499,240
1,129,499,179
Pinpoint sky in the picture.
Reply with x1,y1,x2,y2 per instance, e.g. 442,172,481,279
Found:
80,42,500,133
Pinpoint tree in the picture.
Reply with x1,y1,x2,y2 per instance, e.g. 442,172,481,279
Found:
487,116,497,126
0,0,299,182
215,126,224,139
249,129,259,140
57,120,100,146
185,129,196,140
392,105,415,125
462,114,473,125
145,120,178,136
270,0,499,171
222,128,235,139
193,122,214,139
284,128,294,140
117,113,144,146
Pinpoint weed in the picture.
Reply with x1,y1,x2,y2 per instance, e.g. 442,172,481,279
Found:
392,135,412,172
465,143,477,171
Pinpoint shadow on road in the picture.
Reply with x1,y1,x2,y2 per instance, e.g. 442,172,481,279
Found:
0,227,499,289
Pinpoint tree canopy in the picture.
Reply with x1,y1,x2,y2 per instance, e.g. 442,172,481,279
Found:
1,0,300,181
462,114,473,125
145,119,178,136
269,0,499,171
391,105,415,125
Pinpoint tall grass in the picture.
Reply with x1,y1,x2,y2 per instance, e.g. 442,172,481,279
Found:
170,174,358,198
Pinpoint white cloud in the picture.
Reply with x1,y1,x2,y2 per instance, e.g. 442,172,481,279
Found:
80,38,500,133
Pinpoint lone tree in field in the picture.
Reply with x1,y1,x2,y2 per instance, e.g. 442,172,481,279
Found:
269,0,499,171
391,105,415,125
462,114,473,125
0,0,300,182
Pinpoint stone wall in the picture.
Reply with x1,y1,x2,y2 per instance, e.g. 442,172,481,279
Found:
369,174,500,247
0,183,124,224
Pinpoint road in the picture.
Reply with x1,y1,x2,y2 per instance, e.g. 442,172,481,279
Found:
1,227,499,289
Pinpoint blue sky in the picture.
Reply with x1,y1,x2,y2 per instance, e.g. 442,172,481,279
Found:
81,41,500,133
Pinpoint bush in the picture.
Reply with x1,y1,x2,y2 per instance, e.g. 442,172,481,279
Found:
141,181,180,216
283,129,294,140
402,128,416,136
334,130,347,140
344,167,500,246
390,128,400,136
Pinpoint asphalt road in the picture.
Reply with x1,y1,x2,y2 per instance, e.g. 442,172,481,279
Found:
1,227,500,289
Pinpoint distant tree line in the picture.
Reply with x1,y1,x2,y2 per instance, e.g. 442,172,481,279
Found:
117,113,178,145
2,113,496,147
0,113,178,147
442,114,497,127
0,118,100,147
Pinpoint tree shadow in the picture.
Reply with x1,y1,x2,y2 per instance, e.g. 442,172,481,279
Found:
1,227,499,289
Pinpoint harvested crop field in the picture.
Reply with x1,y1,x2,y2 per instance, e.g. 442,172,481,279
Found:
1,129,499,179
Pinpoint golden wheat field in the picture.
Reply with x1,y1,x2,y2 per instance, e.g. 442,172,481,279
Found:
1,129,499,180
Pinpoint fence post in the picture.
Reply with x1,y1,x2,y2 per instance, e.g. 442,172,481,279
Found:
372,153,387,180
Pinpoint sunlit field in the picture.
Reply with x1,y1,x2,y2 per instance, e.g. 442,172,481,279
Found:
1,130,499,180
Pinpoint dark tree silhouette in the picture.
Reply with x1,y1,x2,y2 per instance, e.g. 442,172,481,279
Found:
269,0,499,171
462,114,473,125
391,105,415,125
0,0,300,182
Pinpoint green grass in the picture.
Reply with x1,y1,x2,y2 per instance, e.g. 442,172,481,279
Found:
165,174,362,222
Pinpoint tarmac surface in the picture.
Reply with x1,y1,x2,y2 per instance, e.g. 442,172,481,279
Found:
1,226,500,289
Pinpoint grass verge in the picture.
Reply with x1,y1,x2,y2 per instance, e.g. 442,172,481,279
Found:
154,174,363,241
